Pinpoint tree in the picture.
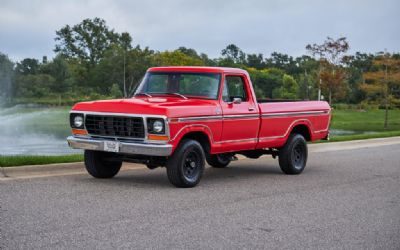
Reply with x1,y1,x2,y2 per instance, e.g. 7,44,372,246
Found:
176,47,201,59
265,52,297,74
15,58,40,75
54,18,132,67
220,44,246,65
361,53,400,129
152,50,203,67
40,55,71,94
272,74,299,99
343,52,375,103
306,37,349,104
93,45,155,96
0,52,14,103
295,55,318,100
15,74,55,98
246,67,285,99
246,53,265,69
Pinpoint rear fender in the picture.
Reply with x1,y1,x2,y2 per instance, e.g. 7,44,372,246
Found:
286,119,314,141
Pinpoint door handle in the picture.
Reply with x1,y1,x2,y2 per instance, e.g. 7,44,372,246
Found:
248,107,255,111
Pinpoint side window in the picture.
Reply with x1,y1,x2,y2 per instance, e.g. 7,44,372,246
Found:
222,76,248,102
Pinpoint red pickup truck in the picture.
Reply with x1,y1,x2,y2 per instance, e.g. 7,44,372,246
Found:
67,67,331,187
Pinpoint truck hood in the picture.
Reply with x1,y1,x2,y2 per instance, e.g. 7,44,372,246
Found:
72,97,220,118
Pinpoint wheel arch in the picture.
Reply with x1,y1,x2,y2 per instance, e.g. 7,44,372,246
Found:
180,131,212,155
290,122,312,141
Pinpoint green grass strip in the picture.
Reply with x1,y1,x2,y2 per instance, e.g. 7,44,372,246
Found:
0,154,83,167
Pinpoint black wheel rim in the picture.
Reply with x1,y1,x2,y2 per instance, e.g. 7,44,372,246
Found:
292,142,305,170
183,150,201,181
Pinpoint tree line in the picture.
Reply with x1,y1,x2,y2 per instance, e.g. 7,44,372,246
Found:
1,17,399,110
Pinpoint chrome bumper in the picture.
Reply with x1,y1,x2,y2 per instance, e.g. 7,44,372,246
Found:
67,136,173,156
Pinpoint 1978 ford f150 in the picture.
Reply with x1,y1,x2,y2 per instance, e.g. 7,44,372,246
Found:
67,67,331,187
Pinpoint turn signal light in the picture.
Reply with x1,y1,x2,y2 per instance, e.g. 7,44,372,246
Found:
72,129,88,135
148,134,169,141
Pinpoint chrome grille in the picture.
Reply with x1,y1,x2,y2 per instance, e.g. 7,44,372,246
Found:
85,115,145,138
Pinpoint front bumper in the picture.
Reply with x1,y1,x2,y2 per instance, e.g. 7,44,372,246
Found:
67,136,173,156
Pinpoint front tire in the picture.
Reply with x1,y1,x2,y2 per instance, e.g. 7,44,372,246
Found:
166,139,205,188
84,150,122,178
278,134,308,175
206,154,231,168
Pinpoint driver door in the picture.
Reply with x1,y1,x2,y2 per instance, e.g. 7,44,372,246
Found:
219,74,259,151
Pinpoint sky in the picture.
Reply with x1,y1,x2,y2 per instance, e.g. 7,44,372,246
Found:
1,0,399,62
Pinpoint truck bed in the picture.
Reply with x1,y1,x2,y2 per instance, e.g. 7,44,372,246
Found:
256,100,331,148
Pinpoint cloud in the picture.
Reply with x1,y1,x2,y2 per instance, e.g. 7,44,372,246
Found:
0,0,399,61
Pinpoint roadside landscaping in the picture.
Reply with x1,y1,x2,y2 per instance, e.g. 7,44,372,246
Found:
1,109,399,167
0,154,83,167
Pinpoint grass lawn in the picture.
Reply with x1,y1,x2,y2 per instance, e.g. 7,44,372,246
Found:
0,154,83,167
328,109,400,142
330,109,400,132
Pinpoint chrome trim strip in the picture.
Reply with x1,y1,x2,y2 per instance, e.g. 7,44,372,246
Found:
223,114,259,120
67,136,173,156
314,129,329,133
214,138,258,144
175,110,329,123
176,114,259,122
262,110,329,118
177,115,222,122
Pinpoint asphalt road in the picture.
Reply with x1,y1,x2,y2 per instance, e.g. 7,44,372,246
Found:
1,139,400,249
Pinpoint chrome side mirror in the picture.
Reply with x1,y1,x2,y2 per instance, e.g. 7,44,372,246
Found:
229,97,242,104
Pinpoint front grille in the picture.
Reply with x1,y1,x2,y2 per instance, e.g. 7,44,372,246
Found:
85,115,145,139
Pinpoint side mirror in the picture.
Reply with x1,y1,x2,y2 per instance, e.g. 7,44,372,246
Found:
229,97,242,104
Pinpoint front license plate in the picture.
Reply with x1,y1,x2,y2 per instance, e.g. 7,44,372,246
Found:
104,141,120,152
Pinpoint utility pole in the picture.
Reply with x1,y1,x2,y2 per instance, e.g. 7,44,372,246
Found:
384,56,389,129
123,52,126,98
318,66,322,101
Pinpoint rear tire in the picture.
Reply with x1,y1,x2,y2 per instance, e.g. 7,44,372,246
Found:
278,134,308,175
166,139,205,188
206,154,231,168
84,150,122,178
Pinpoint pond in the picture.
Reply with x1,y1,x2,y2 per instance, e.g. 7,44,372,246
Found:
329,129,378,136
0,105,82,156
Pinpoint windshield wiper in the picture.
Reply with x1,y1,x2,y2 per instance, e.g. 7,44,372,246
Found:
165,92,188,99
135,93,153,98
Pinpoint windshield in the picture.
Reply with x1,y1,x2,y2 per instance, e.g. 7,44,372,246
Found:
134,72,221,99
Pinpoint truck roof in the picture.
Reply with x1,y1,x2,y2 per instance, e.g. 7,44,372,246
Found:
148,66,248,74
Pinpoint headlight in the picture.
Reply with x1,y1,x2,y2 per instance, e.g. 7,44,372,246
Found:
70,113,84,129
74,116,84,128
147,118,165,134
153,120,164,133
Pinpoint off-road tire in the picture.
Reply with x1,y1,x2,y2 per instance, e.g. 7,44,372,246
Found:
84,150,122,178
278,134,308,175
166,139,205,188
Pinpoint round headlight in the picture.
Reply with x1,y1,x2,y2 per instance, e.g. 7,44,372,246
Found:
74,116,84,128
152,120,164,133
